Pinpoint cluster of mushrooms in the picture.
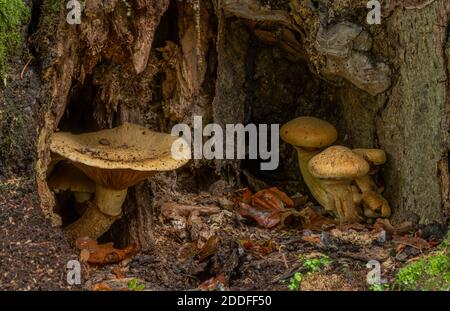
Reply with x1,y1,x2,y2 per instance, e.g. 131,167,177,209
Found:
46,123,190,243
281,117,391,224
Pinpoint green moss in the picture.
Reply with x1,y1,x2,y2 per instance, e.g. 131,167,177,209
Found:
0,0,29,79
41,0,62,28
394,232,450,291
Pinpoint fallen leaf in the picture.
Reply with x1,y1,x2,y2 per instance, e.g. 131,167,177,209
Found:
374,219,412,239
393,235,430,251
237,188,300,228
238,202,282,228
239,239,276,255
299,207,336,231
198,274,226,291
196,236,219,262
241,188,253,204
92,283,112,291
75,237,138,265
301,235,321,245
252,187,294,210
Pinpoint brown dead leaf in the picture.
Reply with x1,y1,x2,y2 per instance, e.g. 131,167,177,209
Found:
241,188,253,204
239,239,276,255
393,235,430,251
75,237,138,265
252,187,294,210
299,207,336,231
301,235,322,245
374,219,412,239
196,236,220,262
198,274,226,291
238,202,282,228
92,283,112,291
237,188,300,228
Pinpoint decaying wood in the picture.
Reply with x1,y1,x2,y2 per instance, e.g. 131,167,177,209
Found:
11,0,448,248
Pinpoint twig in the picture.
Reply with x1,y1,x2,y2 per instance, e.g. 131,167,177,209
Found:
20,57,33,80
405,0,436,10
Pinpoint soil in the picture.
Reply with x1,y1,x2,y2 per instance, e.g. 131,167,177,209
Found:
0,177,75,290
0,173,420,291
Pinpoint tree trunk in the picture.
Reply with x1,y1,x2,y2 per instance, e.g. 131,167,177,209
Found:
1,0,448,250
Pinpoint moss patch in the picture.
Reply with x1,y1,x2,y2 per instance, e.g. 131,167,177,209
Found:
0,0,29,79
394,232,450,291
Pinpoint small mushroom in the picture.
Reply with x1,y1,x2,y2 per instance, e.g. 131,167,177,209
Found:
351,185,363,205
308,146,369,223
352,148,386,193
47,162,96,203
352,148,391,218
362,190,391,219
280,117,338,212
50,122,190,243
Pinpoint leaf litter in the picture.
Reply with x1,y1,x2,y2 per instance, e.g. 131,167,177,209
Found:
76,185,445,291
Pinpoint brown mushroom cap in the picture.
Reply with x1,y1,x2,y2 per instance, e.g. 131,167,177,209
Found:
308,146,370,180
352,148,386,166
50,123,190,189
47,162,95,193
280,117,338,149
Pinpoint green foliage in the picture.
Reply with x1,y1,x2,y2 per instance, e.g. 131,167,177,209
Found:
288,272,302,291
395,232,450,291
41,0,62,28
127,278,145,291
300,254,331,275
0,0,29,79
287,254,331,291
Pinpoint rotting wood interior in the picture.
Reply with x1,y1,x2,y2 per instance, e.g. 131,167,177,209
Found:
38,0,450,247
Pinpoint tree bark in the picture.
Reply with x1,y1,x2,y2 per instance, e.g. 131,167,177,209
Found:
1,0,448,249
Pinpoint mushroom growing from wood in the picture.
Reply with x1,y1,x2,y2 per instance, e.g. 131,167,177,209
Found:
49,122,190,243
308,146,370,223
352,148,391,218
280,116,338,214
47,161,96,204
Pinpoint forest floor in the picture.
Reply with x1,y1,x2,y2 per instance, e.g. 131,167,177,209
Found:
1,175,446,291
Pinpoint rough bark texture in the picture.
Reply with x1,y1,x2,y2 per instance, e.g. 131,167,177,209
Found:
1,0,449,255
378,1,450,226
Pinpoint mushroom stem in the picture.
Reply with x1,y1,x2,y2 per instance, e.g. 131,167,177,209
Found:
296,148,334,212
323,181,363,223
351,185,363,205
355,175,380,193
64,201,118,244
64,185,127,243
93,185,127,217
362,190,391,218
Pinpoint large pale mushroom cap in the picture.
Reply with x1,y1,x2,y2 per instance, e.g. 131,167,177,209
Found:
352,148,386,166
308,146,370,180
280,117,337,149
50,123,190,189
